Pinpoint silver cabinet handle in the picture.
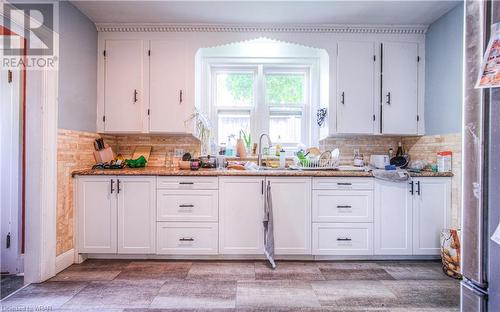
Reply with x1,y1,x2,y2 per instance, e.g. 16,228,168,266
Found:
179,182,194,185
110,179,115,194
179,90,183,104
134,89,138,103
117,179,121,194
409,181,414,195
386,92,391,105
179,237,194,242
340,91,345,105
179,204,194,208
337,182,352,186
336,205,352,209
416,181,421,195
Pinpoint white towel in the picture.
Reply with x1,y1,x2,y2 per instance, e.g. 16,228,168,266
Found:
263,181,276,269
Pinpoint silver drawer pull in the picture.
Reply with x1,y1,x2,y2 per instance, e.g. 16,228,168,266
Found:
336,205,352,209
336,237,352,241
179,237,194,242
179,204,194,208
179,182,194,185
337,182,352,186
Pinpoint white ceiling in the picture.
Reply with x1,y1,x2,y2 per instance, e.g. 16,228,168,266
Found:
71,1,461,26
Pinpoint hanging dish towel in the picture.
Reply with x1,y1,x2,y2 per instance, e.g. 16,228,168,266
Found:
263,181,276,269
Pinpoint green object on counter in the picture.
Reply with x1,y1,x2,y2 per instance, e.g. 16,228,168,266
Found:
126,155,147,168
431,164,438,172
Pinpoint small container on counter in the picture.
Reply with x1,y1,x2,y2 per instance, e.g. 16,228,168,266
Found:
437,151,452,172
279,149,286,168
190,159,201,171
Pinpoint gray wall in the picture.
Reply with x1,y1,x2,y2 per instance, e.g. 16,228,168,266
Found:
424,3,464,135
58,1,97,132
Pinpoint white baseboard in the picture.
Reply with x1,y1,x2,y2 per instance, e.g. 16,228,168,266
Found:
55,249,75,274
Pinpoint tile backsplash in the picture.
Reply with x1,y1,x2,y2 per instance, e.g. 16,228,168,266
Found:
319,136,401,164
111,134,201,166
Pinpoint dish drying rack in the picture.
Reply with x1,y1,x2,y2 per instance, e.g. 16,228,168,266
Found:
292,158,340,170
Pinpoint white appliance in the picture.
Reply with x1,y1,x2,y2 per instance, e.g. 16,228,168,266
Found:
369,155,389,169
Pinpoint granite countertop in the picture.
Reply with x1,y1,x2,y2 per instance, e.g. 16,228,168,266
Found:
72,166,453,178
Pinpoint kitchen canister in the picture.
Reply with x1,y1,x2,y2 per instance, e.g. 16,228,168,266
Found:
440,229,462,279
437,151,452,172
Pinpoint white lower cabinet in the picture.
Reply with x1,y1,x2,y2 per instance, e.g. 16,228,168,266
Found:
157,190,218,222
268,177,311,255
77,176,156,254
117,177,156,254
374,177,451,256
77,175,451,258
313,190,373,223
412,177,451,255
156,222,218,255
374,180,413,255
77,176,117,253
219,177,265,254
312,223,374,255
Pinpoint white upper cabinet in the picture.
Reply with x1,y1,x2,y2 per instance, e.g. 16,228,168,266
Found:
381,42,419,135
267,177,311,255
336,41,376,134
412,177,451,255
149,39,190,133
103,40,147,133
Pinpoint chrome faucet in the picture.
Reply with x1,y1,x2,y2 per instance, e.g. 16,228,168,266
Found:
257,133,272,167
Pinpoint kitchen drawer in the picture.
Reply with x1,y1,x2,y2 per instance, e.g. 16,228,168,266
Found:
157,177,218,190
312,190,373,223
312,177,373,190
156,222,218,255
157,190,218,222
312,223,373,255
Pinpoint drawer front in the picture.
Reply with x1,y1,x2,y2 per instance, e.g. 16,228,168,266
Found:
157,177,218,190
157,190,218,222
156,222,218,255
312,223,373,255
312,177,373,190
312,190,373,222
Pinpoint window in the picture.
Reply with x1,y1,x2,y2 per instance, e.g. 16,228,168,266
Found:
210,64,311,151
265,71,307,145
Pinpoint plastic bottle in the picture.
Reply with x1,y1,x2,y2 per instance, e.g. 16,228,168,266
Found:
279,148,286,168
275,136,281,157
225,135,235,157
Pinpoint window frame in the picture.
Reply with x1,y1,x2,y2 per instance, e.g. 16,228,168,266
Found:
203,57,319,153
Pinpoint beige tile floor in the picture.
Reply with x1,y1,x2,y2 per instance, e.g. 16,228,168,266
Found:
0,260,460,311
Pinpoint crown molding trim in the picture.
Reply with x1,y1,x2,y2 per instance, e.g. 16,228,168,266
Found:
95,23,427,34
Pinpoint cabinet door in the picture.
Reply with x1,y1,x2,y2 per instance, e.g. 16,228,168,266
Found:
77,177,117,253
336,41,376,134
149,39,189,133
382,42,419,135
268,177,311,255
412,178,451,255
104,40,147,132
117,176,156,254
374,180,412,255
219,177,264,254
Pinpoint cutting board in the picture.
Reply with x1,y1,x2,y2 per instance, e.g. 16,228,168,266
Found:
132,146,152,161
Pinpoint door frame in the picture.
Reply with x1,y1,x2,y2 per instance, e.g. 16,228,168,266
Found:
2,10,59,284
